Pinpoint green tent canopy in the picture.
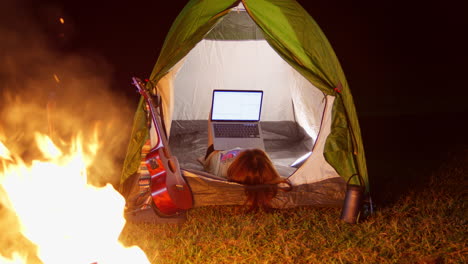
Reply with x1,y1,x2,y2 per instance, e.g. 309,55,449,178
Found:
121,0,369,213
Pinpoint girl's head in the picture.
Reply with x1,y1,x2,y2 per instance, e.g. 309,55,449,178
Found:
227,149,290,211
227,149,281,184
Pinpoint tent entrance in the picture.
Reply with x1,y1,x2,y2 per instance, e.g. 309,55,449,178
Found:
166,8,328,176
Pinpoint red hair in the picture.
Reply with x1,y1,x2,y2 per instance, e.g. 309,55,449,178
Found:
227,149,291,211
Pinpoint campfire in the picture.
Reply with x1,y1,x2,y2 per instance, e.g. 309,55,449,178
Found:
0,2,150,261
0,132,150,264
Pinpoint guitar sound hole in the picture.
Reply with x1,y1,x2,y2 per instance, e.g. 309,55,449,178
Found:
167,160,176,173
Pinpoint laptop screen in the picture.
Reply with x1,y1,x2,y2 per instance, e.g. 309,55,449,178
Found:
211,90,263,121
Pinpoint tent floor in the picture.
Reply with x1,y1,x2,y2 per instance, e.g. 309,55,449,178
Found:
169,120,312,177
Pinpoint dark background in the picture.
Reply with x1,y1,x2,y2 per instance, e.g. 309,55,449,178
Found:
30,0,467,115
4,0,467,205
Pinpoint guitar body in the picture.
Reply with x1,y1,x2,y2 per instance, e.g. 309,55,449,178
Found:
133,77,193,216
145,148,191,215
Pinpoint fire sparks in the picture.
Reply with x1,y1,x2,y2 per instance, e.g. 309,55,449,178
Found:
59,18,65,24
53,74,60,83
0,134,150,264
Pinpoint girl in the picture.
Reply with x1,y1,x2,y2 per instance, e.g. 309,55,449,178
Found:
202,146,292,211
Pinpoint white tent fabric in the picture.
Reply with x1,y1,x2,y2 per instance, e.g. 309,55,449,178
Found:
165,39,327,142
173,40,294,121
288,95,340,185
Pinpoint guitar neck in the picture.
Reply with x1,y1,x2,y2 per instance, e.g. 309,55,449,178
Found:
133,77,170,153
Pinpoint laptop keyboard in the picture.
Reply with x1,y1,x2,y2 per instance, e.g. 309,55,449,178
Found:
214,123,260,138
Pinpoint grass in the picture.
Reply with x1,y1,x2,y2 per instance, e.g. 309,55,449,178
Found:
119,148,467,264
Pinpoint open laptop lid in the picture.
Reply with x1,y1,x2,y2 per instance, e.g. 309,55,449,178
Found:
210,90,263,122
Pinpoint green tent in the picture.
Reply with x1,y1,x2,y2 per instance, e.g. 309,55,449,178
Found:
121,0,368,216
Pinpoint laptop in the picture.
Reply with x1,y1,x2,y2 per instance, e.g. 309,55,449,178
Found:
210,90,265,150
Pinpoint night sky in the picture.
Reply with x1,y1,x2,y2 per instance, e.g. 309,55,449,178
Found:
14,0,466,116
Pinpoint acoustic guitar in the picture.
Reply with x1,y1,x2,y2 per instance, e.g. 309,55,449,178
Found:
132,77,193,216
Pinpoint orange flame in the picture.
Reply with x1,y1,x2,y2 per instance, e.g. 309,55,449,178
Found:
0,134,150,264
0,141,11,160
